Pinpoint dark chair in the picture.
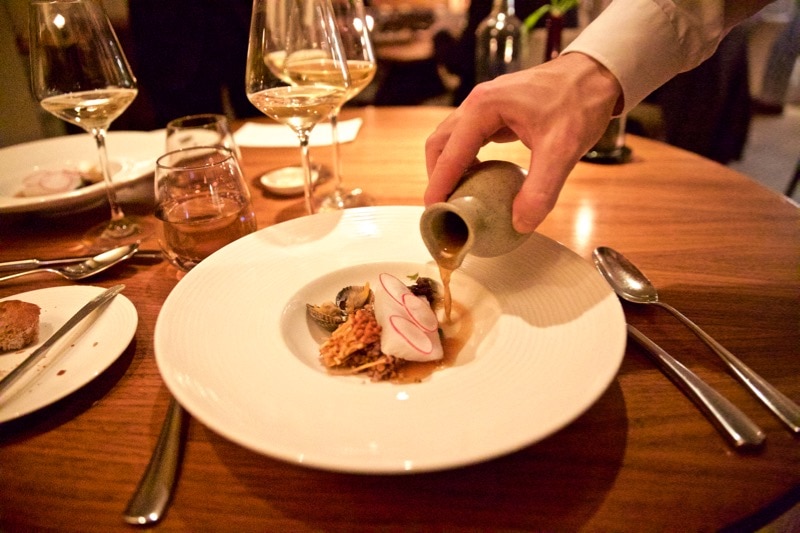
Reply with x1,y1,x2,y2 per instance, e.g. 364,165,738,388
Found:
645,26,752,164
786,156,800,197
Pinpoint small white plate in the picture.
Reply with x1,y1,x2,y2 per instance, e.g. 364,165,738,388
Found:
155,206,626,474
0,130,165,215
0,285,137,422
258,166,321,197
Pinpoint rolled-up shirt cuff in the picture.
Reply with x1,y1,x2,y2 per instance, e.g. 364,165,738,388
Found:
561,0,725,114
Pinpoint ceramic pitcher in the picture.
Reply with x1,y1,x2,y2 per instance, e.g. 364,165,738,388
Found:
419,160,531,270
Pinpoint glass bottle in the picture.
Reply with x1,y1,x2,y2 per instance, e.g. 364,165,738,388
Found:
544,11,564,62
475,0,528,83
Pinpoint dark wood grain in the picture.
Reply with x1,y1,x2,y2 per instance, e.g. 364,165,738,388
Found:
1,107,797,531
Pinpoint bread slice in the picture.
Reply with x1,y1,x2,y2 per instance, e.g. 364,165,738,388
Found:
0,300,41,352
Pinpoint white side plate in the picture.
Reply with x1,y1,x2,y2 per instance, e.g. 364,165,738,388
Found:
0,285,137,422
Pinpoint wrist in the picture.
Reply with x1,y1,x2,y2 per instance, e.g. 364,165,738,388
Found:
559,52,624,115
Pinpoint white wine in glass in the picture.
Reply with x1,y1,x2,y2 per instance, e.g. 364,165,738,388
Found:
29,0,148,249
285,0,377,210
246,0,350,215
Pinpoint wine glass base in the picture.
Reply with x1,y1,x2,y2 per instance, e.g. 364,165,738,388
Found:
317,187,372,211
82,215,154,252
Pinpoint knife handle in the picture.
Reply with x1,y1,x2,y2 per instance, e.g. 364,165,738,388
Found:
0,251,162,272
0,259,40,271
656,301,800,434
123,397,188,526
627,324,766,450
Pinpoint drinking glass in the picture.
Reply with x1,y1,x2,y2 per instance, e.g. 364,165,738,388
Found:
314,0,376,210
29,0,149,248
581,115,631,164
154,146,257,272
166,113,242,162
245,0,350,215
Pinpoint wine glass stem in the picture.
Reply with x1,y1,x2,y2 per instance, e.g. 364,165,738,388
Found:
299,133,315,215
330,111,343,191
93,128,126,222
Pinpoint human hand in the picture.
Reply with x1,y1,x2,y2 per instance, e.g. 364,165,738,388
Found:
424,52,622,233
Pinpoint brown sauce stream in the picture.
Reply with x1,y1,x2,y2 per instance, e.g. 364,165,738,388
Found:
439,265,454,321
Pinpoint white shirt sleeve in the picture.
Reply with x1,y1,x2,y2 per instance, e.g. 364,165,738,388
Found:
561,0,726,114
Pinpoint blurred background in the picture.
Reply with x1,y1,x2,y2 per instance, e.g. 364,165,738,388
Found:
1,0,798,200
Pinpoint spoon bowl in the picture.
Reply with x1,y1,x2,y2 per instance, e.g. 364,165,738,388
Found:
0,243,139,283
593,246,800,433
592,246,660,305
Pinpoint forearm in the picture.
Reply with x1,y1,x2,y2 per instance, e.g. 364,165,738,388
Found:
562,0,772,114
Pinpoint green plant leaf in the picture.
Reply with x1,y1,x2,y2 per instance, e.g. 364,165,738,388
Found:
523,5,552,30
523,0,580,30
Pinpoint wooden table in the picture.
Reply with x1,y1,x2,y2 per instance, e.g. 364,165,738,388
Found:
1,107,798,531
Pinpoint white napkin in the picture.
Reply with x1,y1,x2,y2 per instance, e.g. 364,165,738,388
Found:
233,118,363,148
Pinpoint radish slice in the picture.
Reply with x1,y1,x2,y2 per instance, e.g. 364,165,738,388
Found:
388,315,433,355
401,293,438,332
379,272,410,305
19,170,83,197
373,273,443,362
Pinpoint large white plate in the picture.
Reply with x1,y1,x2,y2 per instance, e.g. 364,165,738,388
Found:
0,285,137,422
0,130,164,214
155,206,626,474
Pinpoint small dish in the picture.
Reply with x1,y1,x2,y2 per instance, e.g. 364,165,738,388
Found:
258,166,322,197
0,285,137,422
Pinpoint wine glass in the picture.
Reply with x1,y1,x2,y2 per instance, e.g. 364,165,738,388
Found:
165,113,242,163
314,0,376,210
246,0,350,215
28,0,148,248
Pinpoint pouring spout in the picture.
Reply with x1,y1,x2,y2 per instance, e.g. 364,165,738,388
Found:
419,203,473,270
420,160,531,266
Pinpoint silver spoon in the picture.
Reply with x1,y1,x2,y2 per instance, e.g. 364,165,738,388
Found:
0,243,139,283
594,246,800,434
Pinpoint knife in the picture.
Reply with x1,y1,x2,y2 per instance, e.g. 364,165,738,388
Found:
123,397,188,526
627,324,766,449
0,284,125,401
0,251,163,271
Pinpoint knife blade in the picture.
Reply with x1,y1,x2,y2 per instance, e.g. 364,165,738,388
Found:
0,251,163,271
0,284,125,400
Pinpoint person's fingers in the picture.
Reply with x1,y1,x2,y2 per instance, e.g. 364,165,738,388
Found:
510,110,609,233
424,53,621,227
424,78,531,205
424,108,458,178
423,114,470,205
424,97,503,205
